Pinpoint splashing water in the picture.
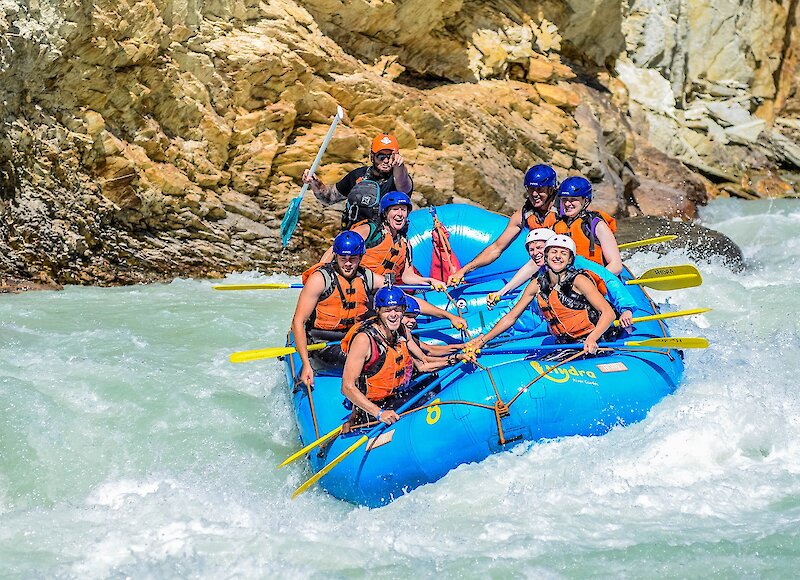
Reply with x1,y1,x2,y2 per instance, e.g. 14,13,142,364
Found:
1,199,799,576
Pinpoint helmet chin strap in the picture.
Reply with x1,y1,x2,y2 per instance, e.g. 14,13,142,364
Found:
557,196,568,220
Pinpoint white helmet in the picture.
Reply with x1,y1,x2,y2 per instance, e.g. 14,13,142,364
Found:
525,228,556,246
544,234,576,256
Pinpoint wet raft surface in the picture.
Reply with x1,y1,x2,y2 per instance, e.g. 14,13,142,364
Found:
286,204,684,507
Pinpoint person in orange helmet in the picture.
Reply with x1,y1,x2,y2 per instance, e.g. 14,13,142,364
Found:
302,132,413,228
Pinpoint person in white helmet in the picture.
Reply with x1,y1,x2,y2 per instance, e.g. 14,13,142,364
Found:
486,229,636,331
486,228,556,308
468,235,630,355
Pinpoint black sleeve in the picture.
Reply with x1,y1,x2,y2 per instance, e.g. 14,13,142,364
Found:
336,166,369,198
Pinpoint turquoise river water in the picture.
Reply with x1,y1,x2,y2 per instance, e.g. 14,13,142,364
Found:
1,199,799,577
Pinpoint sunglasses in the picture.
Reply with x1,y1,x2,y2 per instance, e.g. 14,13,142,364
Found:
374,152,393,162
526,186,552,195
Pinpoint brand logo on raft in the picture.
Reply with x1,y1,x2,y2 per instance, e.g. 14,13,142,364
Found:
530,361,597,383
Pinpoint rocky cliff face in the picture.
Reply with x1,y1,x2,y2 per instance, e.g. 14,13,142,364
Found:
1,0,797,285
620,0,800,197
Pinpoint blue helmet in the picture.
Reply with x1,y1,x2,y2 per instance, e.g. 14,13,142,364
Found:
332,231,365,256
524,164,558,189
558,176,592,199
404,294,421,316
379,191,412,214
374,286,407,309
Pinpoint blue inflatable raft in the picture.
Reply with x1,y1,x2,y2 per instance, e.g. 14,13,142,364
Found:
283,205,685,507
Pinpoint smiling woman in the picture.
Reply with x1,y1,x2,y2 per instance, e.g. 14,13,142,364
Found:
446,164,560,285
553,176,623,274
468,233,621,355
337,191,446,289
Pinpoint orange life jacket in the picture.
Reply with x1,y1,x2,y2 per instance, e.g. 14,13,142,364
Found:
553,209,617,265
521,201,558,230
353,220,410,279
300,262,374,333
341,318,412,401
534,267,601,341
585,269,608,296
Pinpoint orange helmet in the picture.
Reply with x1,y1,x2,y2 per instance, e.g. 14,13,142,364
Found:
371,133,399,153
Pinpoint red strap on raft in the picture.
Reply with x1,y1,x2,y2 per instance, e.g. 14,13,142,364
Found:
429,208,462,282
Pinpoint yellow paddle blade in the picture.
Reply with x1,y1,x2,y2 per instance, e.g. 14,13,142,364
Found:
638,264,699,279
229,342,327,363
613,307,711,327
625,337,709,349
627,273,701,291
292,435,368,499
230,346,296,362
627,273,696,288
278,425,343,468
618,235,677,251
627,264,702,291
213,283,292,290
625,264,703,290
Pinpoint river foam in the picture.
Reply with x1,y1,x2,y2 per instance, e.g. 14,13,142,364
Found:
1,199,799,577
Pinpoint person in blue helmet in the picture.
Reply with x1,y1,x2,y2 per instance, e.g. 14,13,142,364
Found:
341,286,467,426
292,231,377,387
295,232,466,388
447,164,559,286
319,191,450,291
553,176,623,275
401,294,464,359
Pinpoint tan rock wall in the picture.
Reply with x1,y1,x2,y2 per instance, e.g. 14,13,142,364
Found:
1,0,797,284
620,0,800,196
